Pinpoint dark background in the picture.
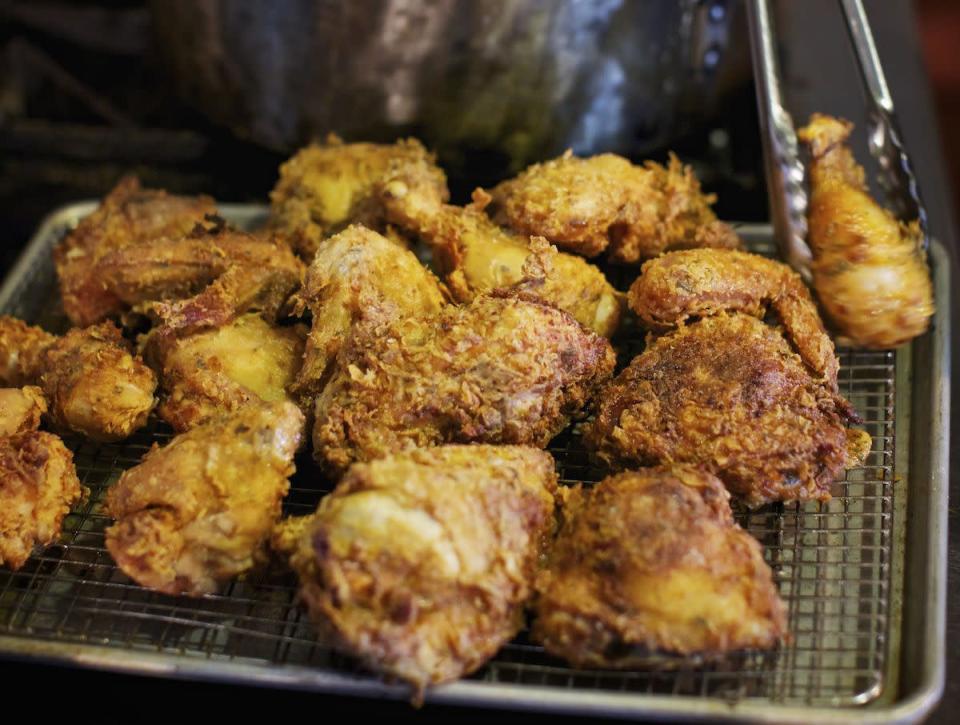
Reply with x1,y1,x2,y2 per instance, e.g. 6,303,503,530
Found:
0,0,957,722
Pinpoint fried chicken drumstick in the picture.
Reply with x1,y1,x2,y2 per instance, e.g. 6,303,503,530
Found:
533,467,787,667
277,445,557,695
798,113,934,348
106,401,303,596
0,316,156,441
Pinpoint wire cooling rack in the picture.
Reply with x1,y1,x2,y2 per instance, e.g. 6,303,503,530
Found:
0,208,901,717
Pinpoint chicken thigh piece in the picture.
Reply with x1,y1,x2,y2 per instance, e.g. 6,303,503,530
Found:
487,152,741,263
105,401,303,596
0,386,47,436
798,113,934,348
268,136,449,260
281,445,557,695
533,467,787,667
0,317,157,441
312,294,616,476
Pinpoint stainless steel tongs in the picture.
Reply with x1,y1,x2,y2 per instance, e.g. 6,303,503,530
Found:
746,0,928,280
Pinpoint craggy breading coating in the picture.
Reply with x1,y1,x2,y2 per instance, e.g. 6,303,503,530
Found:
533,467,787,666
312,294,616,476
268,136,449,260
282,445,558,695
584,314,870,507
290,225,447,403
798,113,934,348
0,430,82,570
0,386,47,436
0,315,56,386
105,401,303,597
488,151,741,263
54,176,217,327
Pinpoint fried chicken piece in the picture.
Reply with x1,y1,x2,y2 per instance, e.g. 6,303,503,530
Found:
533,467,787,666
290,225,447,402
488,152,741,263
105,401,303,596
281,445,557,694
268,136,449,260
143,313,306,432
798,114,934,348
54,176,217,327
0,317,157,441
380,172,623,337
585,314,870,507
0,386,47,436
312,294,616,475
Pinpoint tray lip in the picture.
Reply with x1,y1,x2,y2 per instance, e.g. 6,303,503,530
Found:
0,201,949,724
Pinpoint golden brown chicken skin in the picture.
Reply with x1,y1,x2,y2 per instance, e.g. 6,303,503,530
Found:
105,401,303,596
798,114,934,348
54,176,217,327
0,317,157,441
290,224,447,403
533,467,787,666
0,386,47,436
312,294,616,476
280,445,558,695
488,152,741,263
143,313,306,432
380,172,623,337
268,136,449,260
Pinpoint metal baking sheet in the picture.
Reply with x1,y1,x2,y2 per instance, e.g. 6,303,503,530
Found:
0,203,949,723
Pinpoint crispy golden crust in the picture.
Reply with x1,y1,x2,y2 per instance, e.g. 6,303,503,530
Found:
628,249,840,388
0,315,56,386
0,386,47,436
380,173,623,337
0,430,82,570
54,176,217,326
291,225,447,403
488,152,741,263
533,467,787,666
105,401,303,596
285,445,558,694
312,294,616,476
145,313,307,432
584,314,869,507
798,114,934,348
268,136,449,259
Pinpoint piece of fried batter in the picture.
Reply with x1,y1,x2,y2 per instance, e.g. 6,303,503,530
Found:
290,225,447,403
798,114,934,348
488,152,741,263
268,136,449,260
0,386,47,436
105,401,303,596
312,294,616,476
0,317,157,441
533,467,787,667
381,172,623,337
144,313,306,432
280,445,557,695
54,176,217,327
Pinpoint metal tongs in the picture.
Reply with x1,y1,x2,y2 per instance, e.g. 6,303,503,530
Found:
746,0,928,280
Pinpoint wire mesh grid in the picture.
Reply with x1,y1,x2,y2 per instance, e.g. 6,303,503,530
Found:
0,212,896,710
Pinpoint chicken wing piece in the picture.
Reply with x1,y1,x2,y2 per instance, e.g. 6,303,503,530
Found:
585,314,870,507
143,313,307,432
312,294,616,476
0,386,47,436
798,114,934,348
105,401,303,596
0,430,83,570
380,172,623,337
268,136,449,260
629,249,840,388
290,225,447,403
487,152,741,263
0,317,157,441
533,467,787,667
54,176,217,327
280,445,557,695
